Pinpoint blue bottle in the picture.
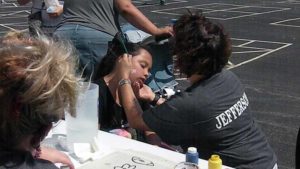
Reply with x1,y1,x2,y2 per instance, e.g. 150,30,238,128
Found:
186,147,199,165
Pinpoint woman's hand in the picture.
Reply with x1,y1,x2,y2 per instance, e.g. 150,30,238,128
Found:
132,83,155,102
155,26,174,37
39,147,74,169
48,5,63,18
116,54,133,80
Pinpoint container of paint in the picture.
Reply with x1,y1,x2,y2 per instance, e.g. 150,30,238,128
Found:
208,154,222,169
186,147,199,165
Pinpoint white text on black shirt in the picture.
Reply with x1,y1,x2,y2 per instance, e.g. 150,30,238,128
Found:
215,93,249,129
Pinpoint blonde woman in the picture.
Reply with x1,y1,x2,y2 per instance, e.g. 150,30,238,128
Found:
0,32,78,169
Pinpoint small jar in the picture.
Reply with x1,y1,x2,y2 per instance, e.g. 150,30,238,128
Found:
208,154,222,169
186,147,199,165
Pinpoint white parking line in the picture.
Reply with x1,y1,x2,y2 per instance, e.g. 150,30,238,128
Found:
276,0,300,4
175,37,292,80
0,22,27,26
0,24,17,31
270,18,300,28
237,40,256,47
152,3,290,20
0,10,30,17
228,43,292,69
232,37,291,45
233,50,271,54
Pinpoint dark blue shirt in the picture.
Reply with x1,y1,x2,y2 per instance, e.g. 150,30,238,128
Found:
143,69,277,169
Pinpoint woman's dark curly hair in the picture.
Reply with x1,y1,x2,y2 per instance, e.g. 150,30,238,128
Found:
173,11,231,78
93,32,151,79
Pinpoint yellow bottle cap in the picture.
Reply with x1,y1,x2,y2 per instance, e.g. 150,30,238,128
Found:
208,155,222,169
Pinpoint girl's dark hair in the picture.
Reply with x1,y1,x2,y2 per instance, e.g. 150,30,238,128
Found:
93,32,151,79
173,11,232,78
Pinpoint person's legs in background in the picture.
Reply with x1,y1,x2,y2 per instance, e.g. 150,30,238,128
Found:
54,24,113,80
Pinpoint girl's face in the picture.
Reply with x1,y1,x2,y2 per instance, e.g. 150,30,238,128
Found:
129,48,152,89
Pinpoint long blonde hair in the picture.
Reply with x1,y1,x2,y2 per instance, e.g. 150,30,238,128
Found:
0,31,79,150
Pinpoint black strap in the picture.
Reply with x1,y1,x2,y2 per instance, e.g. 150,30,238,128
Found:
150,94,160,106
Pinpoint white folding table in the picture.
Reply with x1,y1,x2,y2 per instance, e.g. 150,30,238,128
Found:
46,121,233,169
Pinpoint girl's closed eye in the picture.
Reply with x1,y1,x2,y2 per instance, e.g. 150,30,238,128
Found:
140,62,147,68
139,61,150,69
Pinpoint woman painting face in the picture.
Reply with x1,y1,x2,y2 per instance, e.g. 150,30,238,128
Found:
129,48,152,89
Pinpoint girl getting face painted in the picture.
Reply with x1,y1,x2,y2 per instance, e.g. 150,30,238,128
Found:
92,34,155,140
130,48,152,90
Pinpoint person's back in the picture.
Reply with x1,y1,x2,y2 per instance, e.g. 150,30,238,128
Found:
60,0,120,36
142,69,277,168
158,69,277,168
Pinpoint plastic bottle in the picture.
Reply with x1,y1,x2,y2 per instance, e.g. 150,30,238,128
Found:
186,147,199,165
208,154,222,169
44,0,60,13
65,82,99,152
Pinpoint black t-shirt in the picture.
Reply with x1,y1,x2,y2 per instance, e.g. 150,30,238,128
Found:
95,78,149,141
95,78,128,130
143,69,277,169
0,150,57,169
